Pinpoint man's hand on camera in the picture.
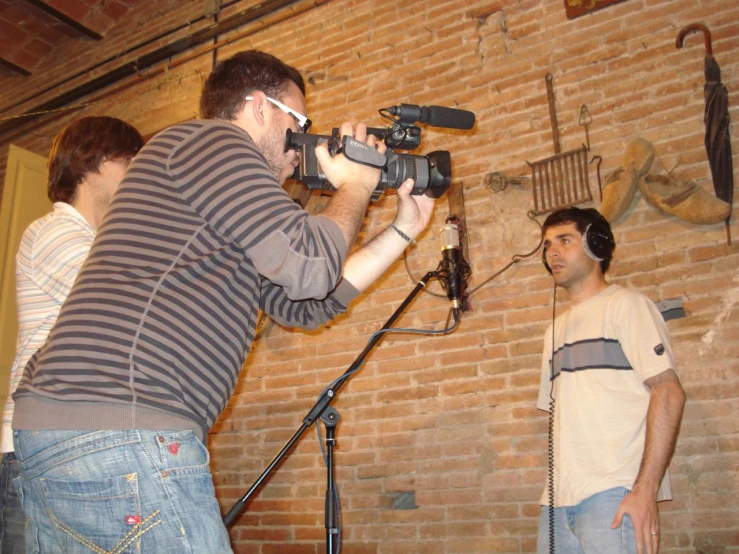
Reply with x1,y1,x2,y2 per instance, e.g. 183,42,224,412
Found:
394,179,435,241
314,122,384,196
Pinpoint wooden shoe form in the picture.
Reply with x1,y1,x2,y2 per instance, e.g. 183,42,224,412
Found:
600,137,656,222
640,174,731,225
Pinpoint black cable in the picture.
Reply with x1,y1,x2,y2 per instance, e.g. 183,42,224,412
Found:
466,211,543,297
401,211,544,303
323,313,459,393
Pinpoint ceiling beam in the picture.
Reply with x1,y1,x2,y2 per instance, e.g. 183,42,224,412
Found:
24,0,104,41
0,57,32,77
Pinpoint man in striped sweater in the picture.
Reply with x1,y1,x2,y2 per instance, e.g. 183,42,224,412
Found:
0,117,143,553
12,50,434,552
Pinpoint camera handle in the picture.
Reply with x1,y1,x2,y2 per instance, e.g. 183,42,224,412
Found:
222,270,440,550
339,136,386,168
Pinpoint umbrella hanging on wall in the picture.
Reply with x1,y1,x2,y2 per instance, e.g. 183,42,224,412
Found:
676,23,734,245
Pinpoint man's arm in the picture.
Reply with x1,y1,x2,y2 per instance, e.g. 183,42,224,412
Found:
258,178,434,329
611,368,686,554
341,179,434,292
314,122,385,250
315,123,434,291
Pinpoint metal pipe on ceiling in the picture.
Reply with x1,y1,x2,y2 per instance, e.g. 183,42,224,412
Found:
0,0,315,139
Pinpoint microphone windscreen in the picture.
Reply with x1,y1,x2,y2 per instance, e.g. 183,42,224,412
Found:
440,223,460,250
426,107,476,130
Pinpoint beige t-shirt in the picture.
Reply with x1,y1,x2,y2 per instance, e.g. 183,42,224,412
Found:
537,285,676,507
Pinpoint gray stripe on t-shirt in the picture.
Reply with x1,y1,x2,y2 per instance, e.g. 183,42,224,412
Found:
549,338,632,379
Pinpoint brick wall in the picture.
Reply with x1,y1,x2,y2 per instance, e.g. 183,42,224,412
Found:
1,0,737,552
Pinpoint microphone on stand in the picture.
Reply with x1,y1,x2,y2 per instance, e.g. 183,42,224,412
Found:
439,223,463,313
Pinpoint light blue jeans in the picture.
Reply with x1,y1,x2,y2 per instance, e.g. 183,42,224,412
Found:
0,453,25,554
537,487,637,554
13,429,232,553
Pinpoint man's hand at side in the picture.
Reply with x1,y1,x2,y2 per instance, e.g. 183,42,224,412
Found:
611,369,685,554
611,489,659,554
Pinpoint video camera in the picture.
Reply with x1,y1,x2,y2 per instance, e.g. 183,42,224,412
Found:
286,104,475,200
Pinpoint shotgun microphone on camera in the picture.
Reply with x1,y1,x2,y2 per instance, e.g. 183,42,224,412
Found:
383,104,476,130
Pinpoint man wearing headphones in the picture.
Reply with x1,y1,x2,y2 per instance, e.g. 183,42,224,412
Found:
536,207,685,554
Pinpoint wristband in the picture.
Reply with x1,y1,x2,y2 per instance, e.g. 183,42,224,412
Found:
391,224,415,245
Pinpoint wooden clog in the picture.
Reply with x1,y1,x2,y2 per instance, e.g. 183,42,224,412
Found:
600,137,656,222
640,173,731,225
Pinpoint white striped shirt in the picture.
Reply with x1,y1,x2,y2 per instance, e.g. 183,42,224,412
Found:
1,203,94,452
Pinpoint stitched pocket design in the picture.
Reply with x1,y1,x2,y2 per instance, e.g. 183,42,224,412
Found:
41,472,161,553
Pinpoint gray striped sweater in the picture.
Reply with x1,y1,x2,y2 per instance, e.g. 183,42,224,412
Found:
13,120,358,439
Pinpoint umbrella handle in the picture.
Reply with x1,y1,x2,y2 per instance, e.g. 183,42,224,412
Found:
676,23,712,57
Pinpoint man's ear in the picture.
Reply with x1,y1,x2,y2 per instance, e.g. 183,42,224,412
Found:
250,91,268,128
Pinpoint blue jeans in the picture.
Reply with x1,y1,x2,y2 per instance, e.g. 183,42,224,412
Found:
0,453,25,554
13,430,232,553
537,487,637,554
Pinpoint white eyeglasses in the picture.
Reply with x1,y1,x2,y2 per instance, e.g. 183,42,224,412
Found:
245,95,312,133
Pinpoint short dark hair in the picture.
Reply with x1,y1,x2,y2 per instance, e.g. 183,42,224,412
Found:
542,207,615,273
47,116,143,203
199,50,305,121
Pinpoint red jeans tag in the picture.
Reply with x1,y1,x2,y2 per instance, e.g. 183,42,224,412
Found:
168,442,180,455
125,515,141,525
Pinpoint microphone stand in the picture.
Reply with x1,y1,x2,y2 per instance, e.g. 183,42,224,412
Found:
320,406,340,551
223,271,440,552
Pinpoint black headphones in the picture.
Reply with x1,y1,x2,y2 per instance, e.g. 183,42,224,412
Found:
542,210,616,274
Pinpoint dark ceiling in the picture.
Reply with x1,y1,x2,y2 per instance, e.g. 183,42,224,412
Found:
0,0,307,139
0,0,143,78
